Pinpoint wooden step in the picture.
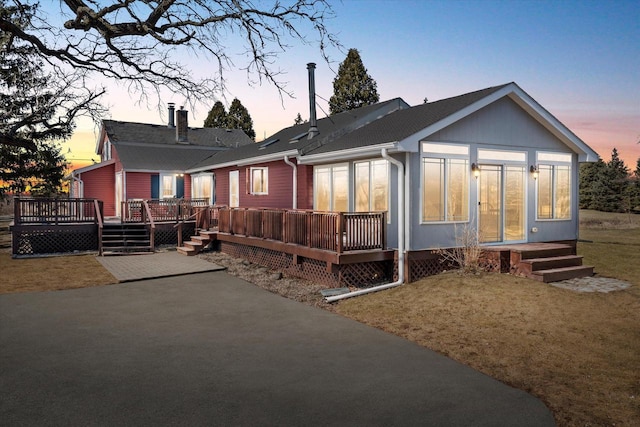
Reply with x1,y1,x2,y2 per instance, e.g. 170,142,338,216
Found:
176,246,196,256
183,240,204,250
531,265,595,283
190,235,211,244
518,255,584,274
516,245,574,260
199,230,217,239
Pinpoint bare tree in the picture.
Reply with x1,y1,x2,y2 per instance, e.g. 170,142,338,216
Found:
1,0,337,107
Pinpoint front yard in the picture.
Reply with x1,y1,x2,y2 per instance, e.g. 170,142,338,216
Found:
1,209,638,425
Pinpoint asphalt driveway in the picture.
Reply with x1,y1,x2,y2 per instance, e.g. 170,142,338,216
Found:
0,271,555,426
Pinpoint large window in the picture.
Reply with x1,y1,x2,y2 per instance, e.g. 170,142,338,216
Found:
192,173,213,204
160,174,175,198
421,143,469,222
537,164,571,220
250,167,268,195
355,160,388,212
314,164,348,211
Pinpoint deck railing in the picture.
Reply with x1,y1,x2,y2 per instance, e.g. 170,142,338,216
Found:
216,207,386,253
13,197,103,225
121,198,209,223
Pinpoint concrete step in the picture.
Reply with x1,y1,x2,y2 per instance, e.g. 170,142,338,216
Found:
518,255,584,274
531,265,595,283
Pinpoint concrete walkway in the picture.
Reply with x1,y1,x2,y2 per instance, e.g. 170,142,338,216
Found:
0,271,555,426
96,251,225,282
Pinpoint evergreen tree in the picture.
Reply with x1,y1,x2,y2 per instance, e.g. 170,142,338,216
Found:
329,48,380,115
605,148,630,212
203,101,228,128
227,98,256,140
579,160,606,209
0,3,73,197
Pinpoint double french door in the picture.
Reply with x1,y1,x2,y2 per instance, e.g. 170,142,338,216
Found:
478,165,525,243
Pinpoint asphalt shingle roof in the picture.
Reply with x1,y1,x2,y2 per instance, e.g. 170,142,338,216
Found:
303,84,511,156
187,98,409,170
102,120,254,171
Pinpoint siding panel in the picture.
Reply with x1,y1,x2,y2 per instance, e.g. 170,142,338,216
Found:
78,163,116,216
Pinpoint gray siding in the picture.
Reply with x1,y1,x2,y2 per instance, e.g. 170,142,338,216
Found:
407,97,579,250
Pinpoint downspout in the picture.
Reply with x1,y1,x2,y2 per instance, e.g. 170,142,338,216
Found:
326,148,405,302
284,155,297,209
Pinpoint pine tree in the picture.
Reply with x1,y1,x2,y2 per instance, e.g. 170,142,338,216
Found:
227,98,256,140
329,48,380,115
0,4,70,197
606,148,630,212
203,101,228,128
579,160,606,209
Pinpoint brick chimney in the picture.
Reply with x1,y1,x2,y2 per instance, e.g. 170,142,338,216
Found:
176,106,188,143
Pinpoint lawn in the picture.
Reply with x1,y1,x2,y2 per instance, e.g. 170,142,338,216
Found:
1,210,639,425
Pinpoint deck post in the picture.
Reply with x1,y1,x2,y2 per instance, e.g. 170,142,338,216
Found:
282,210,287,243
14,196,20,226
306,211,312,247
337,212,344,254
381,211,387,249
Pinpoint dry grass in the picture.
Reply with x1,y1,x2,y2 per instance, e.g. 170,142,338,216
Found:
0,252,117,294
334,273,640,426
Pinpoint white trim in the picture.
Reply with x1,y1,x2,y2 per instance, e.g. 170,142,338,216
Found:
298,142,398,165
186,150,299,173
71,159,115,175
229,170,239,207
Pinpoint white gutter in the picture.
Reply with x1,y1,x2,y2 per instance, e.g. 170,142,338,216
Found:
298,142,397,165
283,155,297,209
186,149,299,174
326,148,405,302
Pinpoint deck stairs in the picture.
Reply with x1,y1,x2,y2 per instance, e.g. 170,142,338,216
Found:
101,223,153,255
508,243,594,283
177,230,217,256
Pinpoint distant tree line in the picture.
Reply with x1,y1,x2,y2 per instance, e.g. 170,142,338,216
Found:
580,148,640,213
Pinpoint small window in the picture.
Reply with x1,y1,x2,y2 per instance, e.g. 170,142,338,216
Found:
160,174,176,199
314,164,348,211
355,160,389,213
250,167,268,195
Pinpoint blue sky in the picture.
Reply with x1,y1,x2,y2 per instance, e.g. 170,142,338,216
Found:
64,0,639,168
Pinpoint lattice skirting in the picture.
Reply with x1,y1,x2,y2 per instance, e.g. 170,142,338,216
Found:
12,225,98,255
219,241,395,288
155,223,196,246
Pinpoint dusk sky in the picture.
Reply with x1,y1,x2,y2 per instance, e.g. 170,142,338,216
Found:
62,0,639,170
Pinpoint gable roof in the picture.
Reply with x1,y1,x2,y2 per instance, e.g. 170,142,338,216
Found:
300,83,599,163
186,98,410,172
96,120,255,172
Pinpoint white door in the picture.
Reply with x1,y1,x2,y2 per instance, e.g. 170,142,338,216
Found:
478,165,525,243
115,172,123,217
229,170,239,207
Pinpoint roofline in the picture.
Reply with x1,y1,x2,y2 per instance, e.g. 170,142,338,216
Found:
186,149,299,173
397,83,600,161
71,159,115,175
298,142,399,165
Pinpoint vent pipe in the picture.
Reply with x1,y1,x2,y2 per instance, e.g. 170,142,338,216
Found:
307,63,319,139
167,103,175,128
176,106,188,143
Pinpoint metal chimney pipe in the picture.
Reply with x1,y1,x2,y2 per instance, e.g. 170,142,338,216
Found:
307,63,319,139
167,103,175,128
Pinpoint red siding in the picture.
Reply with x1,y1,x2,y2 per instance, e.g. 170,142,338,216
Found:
213,160,313,209
77,163,116,216
126,172,152,200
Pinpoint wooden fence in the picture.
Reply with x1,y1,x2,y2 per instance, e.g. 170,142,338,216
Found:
121,198,209,223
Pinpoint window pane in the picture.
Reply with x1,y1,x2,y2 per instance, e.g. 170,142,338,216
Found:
505,166,525,240
315,167,330,211
162,175,174,197
372,160,388,212
355,162,370,212
333,166,348,211
537,165,553,219
538,152,572,163
447,159,468,221
423,158,444,221
555,166,571,219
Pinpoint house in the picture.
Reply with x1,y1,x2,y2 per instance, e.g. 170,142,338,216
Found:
71,104,254,217
185,72,599,286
